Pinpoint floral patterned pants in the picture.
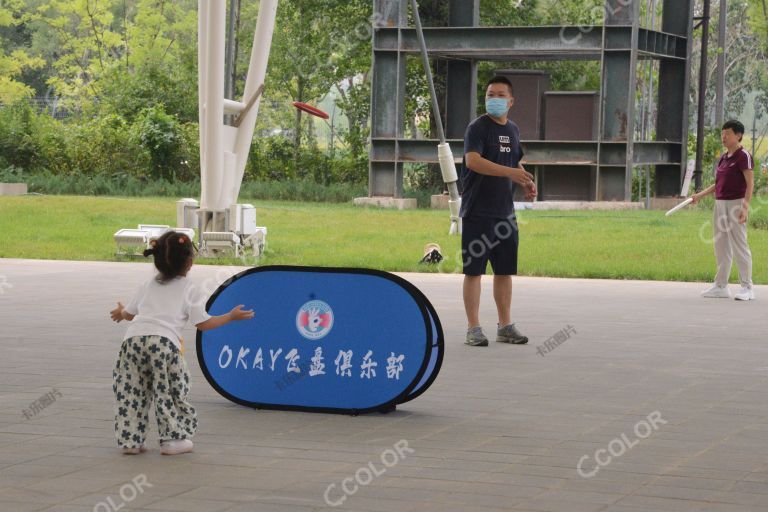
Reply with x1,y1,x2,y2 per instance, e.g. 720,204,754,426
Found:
113,335,197,448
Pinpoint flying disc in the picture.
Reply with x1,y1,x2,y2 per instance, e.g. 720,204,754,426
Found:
292,102,329,120
665,197,693,217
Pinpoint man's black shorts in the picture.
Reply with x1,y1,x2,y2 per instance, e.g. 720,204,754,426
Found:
461,215,519,276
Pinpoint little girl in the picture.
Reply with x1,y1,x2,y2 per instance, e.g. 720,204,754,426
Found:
109,231,253,455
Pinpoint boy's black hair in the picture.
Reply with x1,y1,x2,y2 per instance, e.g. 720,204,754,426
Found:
486,76,514,96
143,231,195,283
722,119,745,141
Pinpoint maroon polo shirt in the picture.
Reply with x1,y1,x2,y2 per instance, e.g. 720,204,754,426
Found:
715,147,754,200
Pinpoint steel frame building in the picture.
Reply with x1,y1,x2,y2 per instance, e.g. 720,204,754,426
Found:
368,0,695,201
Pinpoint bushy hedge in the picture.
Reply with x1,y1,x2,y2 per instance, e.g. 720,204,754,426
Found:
243,137,365,186
1,103,155,179
0,102,367,190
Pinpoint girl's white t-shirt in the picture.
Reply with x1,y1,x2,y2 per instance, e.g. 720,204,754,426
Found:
123,276,211,348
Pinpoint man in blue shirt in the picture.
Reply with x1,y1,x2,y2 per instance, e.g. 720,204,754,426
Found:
461,76,536,347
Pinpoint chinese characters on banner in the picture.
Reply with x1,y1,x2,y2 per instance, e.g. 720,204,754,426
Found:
219,345,405,381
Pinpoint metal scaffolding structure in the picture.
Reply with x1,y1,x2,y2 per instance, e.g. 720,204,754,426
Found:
368,0,695,201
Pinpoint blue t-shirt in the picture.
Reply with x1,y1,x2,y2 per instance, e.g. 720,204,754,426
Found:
460,115,524,218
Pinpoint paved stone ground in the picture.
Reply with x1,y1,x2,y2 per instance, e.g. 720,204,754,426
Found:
1,258,767,512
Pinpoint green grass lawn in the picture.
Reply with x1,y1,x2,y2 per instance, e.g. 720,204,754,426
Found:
1,195,766,284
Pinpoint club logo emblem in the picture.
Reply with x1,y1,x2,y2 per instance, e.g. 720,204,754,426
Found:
296,300,334,340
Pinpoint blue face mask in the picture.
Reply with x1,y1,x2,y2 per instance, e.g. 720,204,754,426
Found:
485,98,510,118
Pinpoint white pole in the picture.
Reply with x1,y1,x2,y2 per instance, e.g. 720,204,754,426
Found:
202,0,226,210
231,0,279,204
198,0,209,207
410,0,462,235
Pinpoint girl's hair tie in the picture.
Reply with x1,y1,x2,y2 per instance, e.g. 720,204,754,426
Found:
150,240,158,247
179,236,186,244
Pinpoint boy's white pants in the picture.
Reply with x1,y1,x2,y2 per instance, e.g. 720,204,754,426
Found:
713,199,753,289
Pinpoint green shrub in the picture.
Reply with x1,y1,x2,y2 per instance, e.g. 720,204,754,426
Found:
66,114,150,178
244,136,367,186
177,122,200,182
687,129,724,173
754,159,767,195
0,103,42,171
132,106,184,181
249,136,299,181
751,198,768,230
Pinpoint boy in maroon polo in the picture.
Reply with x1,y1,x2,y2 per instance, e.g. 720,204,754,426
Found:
692,120,755,301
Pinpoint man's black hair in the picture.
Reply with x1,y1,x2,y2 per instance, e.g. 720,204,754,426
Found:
486,76,514,96
722,119,745,141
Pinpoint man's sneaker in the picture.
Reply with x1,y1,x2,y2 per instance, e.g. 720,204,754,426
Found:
497,323,528,345
465,327,489,347
734,287,755,301
701,285,731,299
160,439,194,455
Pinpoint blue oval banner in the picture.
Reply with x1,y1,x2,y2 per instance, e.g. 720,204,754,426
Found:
197,266,444,414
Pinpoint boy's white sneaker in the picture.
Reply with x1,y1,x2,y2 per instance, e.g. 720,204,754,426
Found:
160,439,194,455
734,287,755,301
701,285,730,298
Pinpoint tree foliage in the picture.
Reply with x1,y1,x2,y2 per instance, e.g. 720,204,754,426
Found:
0,0,44,102
0,0,766,185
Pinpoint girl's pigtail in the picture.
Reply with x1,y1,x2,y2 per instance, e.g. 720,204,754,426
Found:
143,240,158,258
